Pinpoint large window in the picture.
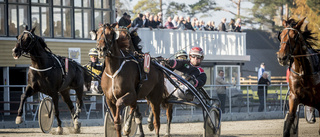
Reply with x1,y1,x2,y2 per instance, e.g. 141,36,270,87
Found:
2,0,113,39
215,65,240,88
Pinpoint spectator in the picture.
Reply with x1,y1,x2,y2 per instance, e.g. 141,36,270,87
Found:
144,12,150,28
218,18,227,31
257,72,270,112
199,20,206,31
185,16,194,30
205,21,214,31
194,20,200,30
132,13,143,28
228,19,235,32
145,14,155,28
215,70,233,113
157,12,163,25
164,17,176,29
211,21,216,31
177,16,186,30
154,15,161,28
142,15,147,27
172,15,179,27
258,62,265,81
234,18,242,32
118,12,130,27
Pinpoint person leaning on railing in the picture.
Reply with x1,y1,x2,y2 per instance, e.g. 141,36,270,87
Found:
257,72,270,112
215,70,234,113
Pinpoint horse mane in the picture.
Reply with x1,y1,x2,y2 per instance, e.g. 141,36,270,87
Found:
37,36,52,53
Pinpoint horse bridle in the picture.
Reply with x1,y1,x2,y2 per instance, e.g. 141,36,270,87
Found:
278,27,302,59
17,30,38,54
97,24,116,57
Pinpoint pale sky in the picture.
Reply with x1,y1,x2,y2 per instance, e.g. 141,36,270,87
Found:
120,0,254,27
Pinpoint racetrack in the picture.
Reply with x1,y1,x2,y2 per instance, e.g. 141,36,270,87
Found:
0,118,319,137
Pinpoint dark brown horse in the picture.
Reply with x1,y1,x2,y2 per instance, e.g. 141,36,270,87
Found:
91,24,169,137
12,26,91,134
277,17,320,136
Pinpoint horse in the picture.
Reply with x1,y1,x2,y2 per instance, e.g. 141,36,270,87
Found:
116,26,174,136
277,17,320,136
12,26,92,134
90,23,170,137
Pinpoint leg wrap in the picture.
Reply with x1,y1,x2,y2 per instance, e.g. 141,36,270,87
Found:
115,123,121,131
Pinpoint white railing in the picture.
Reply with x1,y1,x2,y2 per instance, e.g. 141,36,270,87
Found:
137,28,249,61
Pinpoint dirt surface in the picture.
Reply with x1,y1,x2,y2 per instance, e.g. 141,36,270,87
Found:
0,118,319,137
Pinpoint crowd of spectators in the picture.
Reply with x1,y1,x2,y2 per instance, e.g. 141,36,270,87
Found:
118,12,242,32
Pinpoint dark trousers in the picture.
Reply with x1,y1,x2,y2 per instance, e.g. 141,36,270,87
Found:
258,94,267,112
218,94,226,113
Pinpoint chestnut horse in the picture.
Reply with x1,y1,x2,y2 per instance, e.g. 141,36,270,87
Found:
91,24,169,137
277,17,320,136
12,26,91,134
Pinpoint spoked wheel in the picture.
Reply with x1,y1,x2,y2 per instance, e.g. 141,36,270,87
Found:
122,106,137,137
38,97,54,133
283,111,299,137
104,111,117,137
203,108,220,137
304,106,316,124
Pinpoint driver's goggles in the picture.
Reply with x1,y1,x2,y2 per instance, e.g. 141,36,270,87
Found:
90,55,98,58
190,55,202,59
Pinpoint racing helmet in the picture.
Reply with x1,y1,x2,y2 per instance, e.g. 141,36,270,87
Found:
88,48,98,56
175,50,188,59
189,47,204,57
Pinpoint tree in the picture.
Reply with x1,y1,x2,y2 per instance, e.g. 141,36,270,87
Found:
132,0,161,16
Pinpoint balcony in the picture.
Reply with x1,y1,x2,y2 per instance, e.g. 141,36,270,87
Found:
137,28,250,62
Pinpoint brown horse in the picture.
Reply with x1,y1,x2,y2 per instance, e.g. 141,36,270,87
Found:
91,24,169,137
12,26,92,134
277,17,320,136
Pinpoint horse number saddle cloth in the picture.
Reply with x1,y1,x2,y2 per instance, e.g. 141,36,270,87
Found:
143,53,151,73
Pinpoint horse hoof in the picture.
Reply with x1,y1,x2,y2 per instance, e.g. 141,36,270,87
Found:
139,134,145,137
147,122,154,131
164,133,171,137
15,116,23,124
56,127,63,135
122,125,131,135
74,119,81,133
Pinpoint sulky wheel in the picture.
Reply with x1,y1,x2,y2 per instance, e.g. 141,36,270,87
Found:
121,106,137,137
203,108,220,137
283,111,299,137
104,111,117,137
304,106,316,124
38,97,54,133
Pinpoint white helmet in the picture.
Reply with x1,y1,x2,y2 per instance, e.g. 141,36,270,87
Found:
88,48,98,56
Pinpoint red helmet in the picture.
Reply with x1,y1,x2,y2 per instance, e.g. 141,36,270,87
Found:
189,47,204,57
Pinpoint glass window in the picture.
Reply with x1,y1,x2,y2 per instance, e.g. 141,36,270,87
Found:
8,0,17,2
103,0,109,9
18,5,28,34
74,0,81,7
0,4,5,36
0,0,4,2
63,0,70,6
31,0,38,3
63,8,72,38
18,0,27,2
94,0,101,8
41,7,50,37
39,0,47,3
53,8,61,37
83,9,91,38
83,0,90,7
31,6,40,35
95,10,101,29
8,5,17,36
53,0,60,6
74,9,82,38
103,11,110,24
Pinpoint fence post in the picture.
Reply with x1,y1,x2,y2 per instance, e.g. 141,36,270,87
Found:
247,86,249,113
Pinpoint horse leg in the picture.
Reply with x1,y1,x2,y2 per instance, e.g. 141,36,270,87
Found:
149,102,161,137
123,106,135,135
283,93,299,137
115,92,137,137
52,93,63,135
134,105,145,137
165,104,173,137
16,86,34,124
74,87,84,133
60,89,81,133
147,108,154,131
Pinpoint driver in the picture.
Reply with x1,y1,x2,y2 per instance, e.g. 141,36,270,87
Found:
164,47,207,101
84,48,103,94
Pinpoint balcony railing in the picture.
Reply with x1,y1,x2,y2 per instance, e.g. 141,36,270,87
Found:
137,28,249,62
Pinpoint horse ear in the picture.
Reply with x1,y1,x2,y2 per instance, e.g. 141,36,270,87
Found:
31,26,36,33
25,25,28,30
111,23,118,28
282,20,287,27
295,17,306,30
89,30,97,40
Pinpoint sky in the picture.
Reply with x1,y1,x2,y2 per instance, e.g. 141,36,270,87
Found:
120,0,254,27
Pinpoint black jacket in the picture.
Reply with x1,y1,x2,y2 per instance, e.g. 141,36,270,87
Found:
132,17,143,28
118,17,131,27
258,77,270,96
166,59,207,88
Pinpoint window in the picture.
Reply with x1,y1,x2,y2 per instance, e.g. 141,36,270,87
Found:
215,65,240,88
2,0,113,39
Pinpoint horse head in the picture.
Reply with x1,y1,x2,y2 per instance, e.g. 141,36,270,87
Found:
276,17,306,66
90,23,132,57
12,26,38,59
